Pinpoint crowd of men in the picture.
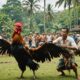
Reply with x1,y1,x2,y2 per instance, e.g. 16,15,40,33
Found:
24,31,80,48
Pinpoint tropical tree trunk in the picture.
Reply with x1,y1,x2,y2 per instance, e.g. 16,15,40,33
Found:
76,3,79,26
44,0,46,32
30,3,33,31
69,10,72,30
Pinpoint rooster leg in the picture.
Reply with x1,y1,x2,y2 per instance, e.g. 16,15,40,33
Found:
18,64,26,78
33,71,36,80
20,71,24,78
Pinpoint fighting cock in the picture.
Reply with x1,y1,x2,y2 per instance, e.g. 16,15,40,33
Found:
0,22,70,79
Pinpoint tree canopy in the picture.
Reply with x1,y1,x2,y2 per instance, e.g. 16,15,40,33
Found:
0,0,80,38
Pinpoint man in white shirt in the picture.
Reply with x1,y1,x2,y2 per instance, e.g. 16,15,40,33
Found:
53,28,78,78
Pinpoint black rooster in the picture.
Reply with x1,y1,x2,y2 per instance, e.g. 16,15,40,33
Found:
0,38,70,79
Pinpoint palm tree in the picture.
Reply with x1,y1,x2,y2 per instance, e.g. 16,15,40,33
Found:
55,0,80,29
55,0,80,10
46,4,54,32
47,4,53,21
22,0,40,31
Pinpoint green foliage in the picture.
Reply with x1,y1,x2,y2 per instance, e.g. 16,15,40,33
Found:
0,0,80,37
2,0,23,21
22,0,40,30
0,12,14,38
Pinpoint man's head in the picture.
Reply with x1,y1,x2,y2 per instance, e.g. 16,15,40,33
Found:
61,28,69,37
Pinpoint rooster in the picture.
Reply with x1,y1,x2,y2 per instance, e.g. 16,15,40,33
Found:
0,22,70,79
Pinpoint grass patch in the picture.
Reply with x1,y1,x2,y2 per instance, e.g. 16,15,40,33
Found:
0,55,80,80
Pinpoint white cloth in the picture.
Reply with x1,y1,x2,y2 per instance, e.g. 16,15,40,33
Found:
0,36,2,39
46,35,52,42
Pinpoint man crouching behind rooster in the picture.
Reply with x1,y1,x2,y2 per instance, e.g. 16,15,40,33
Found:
53,28,78,78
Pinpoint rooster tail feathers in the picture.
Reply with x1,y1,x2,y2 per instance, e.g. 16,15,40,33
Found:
27,59,39,71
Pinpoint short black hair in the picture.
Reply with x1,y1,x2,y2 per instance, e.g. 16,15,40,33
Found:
61,28,69,33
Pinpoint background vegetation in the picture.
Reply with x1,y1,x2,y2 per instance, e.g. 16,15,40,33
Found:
0,0,80,38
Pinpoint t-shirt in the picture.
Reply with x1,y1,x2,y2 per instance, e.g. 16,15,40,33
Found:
53,36,78,49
